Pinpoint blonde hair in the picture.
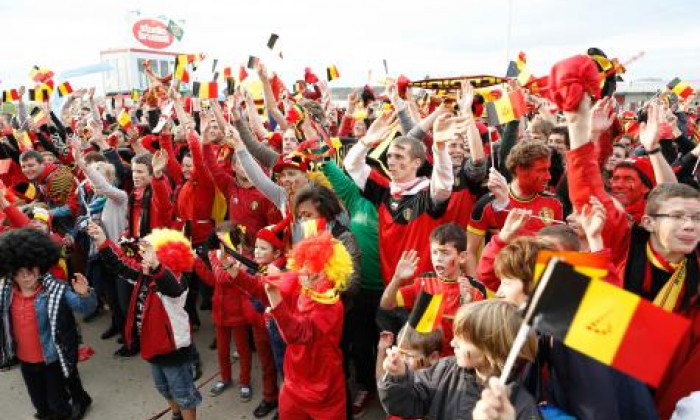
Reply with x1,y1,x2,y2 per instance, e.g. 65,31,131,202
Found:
452,300,537,376
494,237,556,294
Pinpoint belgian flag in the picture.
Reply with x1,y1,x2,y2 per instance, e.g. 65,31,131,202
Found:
529,258,690,387
131,89,142,101
506,52,533,86
226,77,236,96
2,89,20,102
28,88,51,102
29,65,54,84
485,89,526,126
192,82,218,99
174,55,190,83
667,78,694,100
57,82,73,97
117,109,132,130
327,65,340,82
407,290,445,334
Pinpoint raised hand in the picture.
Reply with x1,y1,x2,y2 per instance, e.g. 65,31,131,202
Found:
498,208,531,243
472,377,516,420
433,114,468,144
459,80,475,115
639,101,663,151
151,150,168,177
86,221,107,247
71,273,92,297
382,346,406,377
255,62,269,81
378,331,395,355
580,196,606,240
487,168,510,209
590,96,616,135
140,242,159,274
394,250,419,281
362,113,396,147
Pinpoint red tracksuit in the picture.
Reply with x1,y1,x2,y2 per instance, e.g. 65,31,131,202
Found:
269,290,346,419
203,143,281,238
196,254,278,401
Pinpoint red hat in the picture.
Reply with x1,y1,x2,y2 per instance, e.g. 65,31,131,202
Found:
545,55,601,112
267,132,283,152
272,152,309,174
304,68,319,84
615,156,656,189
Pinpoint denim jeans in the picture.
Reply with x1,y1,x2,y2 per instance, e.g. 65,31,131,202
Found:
150,361,202,409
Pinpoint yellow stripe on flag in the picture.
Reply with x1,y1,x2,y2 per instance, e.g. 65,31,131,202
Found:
564,280,640,364
415,293,443,333
211,188,227,223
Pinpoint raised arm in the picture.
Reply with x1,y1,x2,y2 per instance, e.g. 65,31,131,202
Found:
344,113,395,189
430,114,459,204
638,102,678,184
256,62,289,131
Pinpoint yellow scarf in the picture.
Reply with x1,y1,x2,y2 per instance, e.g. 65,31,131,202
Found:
646,243,687,312
301,285,340,305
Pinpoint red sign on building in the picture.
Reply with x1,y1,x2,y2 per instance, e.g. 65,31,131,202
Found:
132,19,174,50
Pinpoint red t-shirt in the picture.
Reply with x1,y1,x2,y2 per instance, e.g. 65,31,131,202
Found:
11,286,44,363
397,273,486,356
468,191,563,237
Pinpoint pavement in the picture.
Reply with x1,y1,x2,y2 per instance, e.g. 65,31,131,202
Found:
0,306,387,420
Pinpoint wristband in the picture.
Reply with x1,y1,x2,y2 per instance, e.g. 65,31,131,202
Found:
647,147,661,155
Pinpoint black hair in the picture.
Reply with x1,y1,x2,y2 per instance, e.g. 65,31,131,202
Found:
0,228,59,278
20,149,44,163
293,185,343,221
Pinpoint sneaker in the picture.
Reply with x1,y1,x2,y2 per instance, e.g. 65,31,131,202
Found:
239,385,253,402
100,325,118,340
352,390,375,419
253,399,278,418
70,393,92,420
172,411,183,420
232,350,240,361
209,381,231,396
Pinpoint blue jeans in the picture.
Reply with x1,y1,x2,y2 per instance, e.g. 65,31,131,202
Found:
150,361,202,410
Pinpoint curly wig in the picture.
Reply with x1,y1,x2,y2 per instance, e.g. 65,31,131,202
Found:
287,231,353,291
143,229,195,274
0,228,59,278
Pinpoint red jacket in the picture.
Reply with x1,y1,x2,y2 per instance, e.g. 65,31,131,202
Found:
203,143,281,238
193,252,256,327
128,178,172,238
270,291,345,404
165,134,215,245
98,241,191,362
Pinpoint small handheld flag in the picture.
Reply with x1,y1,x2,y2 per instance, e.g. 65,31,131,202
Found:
2,89,20,102
267,33,283,59
485,89,527,126
29,66,54,84
57,82,73,97
192,82,218,99
247,56,260,70
239,66,249,82
667,78,694,100
506,52,533,86
117,110,132,130
407,290,445,334
327,65,340,82
226,78,236,96
28,88,51,102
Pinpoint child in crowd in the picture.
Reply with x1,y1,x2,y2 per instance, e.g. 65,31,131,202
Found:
0,228,97,420
380,223,486,355
376,326,444,420
378,300,541,420
87,223,201,420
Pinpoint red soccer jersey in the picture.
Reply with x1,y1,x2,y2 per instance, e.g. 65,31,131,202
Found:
468,190,563,237
397,273,486,356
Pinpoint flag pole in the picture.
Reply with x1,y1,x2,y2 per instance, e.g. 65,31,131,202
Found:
499,257,560,385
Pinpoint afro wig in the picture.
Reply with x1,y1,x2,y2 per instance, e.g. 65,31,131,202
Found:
0,228,59,279
143,229,195,274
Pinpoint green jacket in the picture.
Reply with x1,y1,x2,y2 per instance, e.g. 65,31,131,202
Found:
322,161,383,291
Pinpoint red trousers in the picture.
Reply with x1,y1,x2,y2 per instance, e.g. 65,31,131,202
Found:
278,382,346,420
216,324,278,401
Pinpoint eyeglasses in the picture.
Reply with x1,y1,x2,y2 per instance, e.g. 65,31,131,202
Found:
649,213,700,223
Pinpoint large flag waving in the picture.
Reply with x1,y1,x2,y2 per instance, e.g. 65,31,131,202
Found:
529,257,689,387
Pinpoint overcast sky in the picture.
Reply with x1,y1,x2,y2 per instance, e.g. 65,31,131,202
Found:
1,0,698,92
